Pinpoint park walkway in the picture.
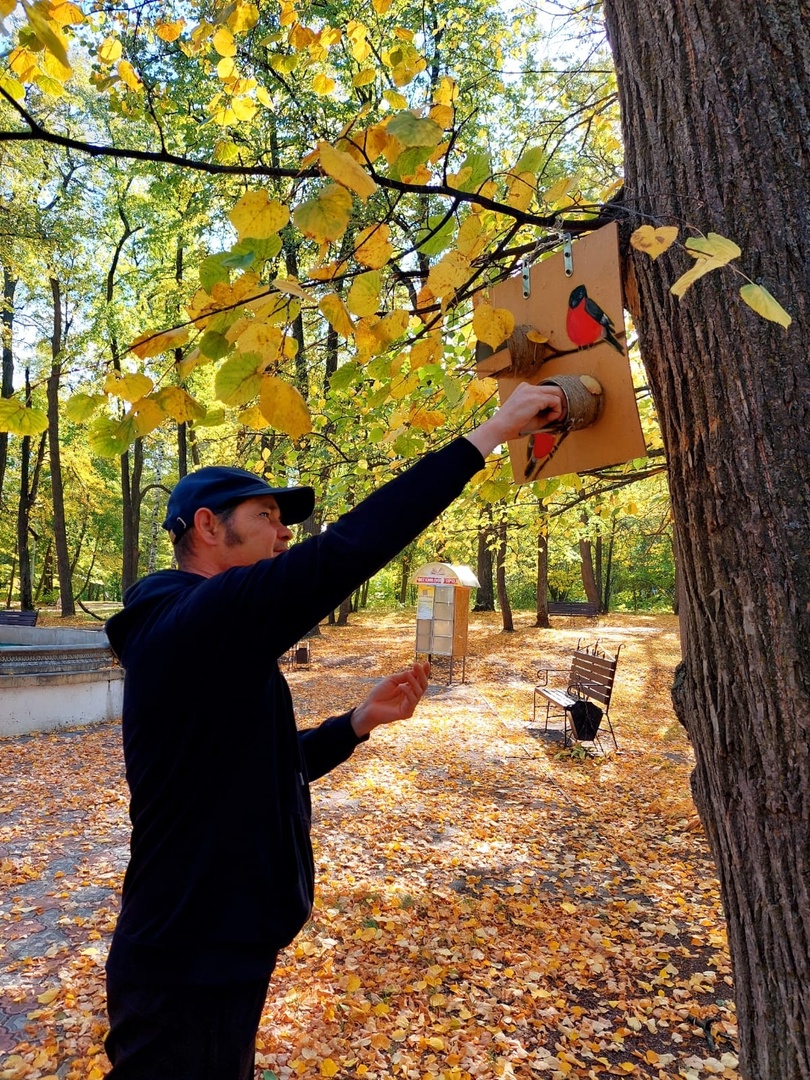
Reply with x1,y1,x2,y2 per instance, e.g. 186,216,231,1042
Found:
0,613,739,1079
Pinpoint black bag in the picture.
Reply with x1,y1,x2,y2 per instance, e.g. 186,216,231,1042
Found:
567,699,603,740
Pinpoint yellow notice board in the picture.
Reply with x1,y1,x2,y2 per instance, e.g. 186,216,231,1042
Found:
476,223,647,483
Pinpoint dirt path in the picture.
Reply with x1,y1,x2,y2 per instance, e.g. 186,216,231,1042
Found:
0,612,738,1079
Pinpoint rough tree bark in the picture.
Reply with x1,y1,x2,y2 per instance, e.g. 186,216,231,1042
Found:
0,266,17,505
534,501,550,628
473,519,495,612
47,276,75,616
495,519,513,632
603,3,810,1076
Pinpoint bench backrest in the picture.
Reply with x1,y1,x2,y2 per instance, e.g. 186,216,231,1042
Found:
548,601,598,616
568,648,619,708
0,610,38,627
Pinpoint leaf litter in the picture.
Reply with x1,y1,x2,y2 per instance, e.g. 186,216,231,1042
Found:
0,612,738,1079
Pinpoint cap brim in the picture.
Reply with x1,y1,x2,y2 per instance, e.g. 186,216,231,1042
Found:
271,486,315,525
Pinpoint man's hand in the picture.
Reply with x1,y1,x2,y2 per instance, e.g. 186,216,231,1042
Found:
465,381,567,458
351,661,431,737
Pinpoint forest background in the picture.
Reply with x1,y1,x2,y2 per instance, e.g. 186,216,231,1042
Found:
0,0,669,622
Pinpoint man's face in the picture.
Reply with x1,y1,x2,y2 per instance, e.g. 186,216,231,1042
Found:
219,494,293,566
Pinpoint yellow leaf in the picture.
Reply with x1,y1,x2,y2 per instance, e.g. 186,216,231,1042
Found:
670,256,727,298
117,60,142,91
472,304,514,349
318,140,377,201
410,407,444,433
346,974,362,992
130,325,190,359
312,73,335,96
259,374,312,440
428,104,453,130
560,901,577,914
541,174,577,208
463,376,497,408
505,171,535,212
129,396,165,438
527,330,548,343
375,308,409,346
217,56,235,79
49,0,84,24
234,321,282,363
271,277,307,299
237,404,266,429
347,270,381,317
354,223,393,269
229,189,290,240
352,68,376,87
739,282,791,328
153,387,206,423
426,1036,445,1051
320,1060,339,1078
434,75,458,106
630,224,679,260
456,215,485,259
212,25,236,56
230,96,257,122
23,2,71,70
37,988,60,1005
383,88,408,110
0,0,15,16
319,293,354,338
372,0,392,11
426,249,470,298
155,19,184,41
685,231,741,263
98,36,122,64
294,184,353,243
104,371,154,401
0,73,25,101
409,332,441,369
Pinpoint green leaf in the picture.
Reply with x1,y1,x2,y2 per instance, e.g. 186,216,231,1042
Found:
199,330,232,361
416,215,456,256
739,283,791,328
224,235,283,267
65,392,107,423
214,353,262,405
387,111,443,148
457,151,491,192
390,145,432,182
513,146,544,173
193,408,227,427
200,254,231,292
477,478,512,503
88,414,137,456
329,361,360,391
0,398,49,435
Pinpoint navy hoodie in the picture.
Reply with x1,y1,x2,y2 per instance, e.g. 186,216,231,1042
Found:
105,437,485,985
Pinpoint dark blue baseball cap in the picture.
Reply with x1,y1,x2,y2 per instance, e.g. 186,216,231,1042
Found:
162,466,315,543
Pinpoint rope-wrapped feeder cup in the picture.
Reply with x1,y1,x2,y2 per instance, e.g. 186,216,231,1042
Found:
540,374,604,431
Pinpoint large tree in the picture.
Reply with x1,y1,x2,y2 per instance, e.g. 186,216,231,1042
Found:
602,2,810,1076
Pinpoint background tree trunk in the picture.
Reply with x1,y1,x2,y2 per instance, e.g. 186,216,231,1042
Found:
47,276,74,616
535,502,550,627
578,539,600,609
603,3,810,1075
0,267,17,504
473,519,496,612
495,519,513,632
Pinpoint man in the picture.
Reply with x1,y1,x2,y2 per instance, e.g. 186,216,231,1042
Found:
103,381,567,1079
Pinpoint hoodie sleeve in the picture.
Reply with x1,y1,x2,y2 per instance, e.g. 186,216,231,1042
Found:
168,436,485,664
298,711,367,781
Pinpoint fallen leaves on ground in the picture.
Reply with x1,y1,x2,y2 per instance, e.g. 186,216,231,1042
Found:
0,612,738,1079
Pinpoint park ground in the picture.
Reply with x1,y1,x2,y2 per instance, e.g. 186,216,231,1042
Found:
0,611,739,1080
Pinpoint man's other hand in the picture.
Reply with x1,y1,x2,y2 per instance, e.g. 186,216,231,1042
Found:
351,661,431,737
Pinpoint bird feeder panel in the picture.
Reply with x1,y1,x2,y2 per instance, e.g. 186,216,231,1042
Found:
410,562,480,683
475,223,647,483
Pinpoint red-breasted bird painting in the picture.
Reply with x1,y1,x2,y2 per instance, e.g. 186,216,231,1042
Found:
566,284,624,355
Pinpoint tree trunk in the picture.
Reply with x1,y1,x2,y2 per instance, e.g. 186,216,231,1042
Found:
0,266,17,504
16,371,46,612
603,3,810,1075
47,276,75,616
336,595,352,626
473,518,495,611
535,501,550,628
120,440,144,593
578,535,600,609
495,519,513,633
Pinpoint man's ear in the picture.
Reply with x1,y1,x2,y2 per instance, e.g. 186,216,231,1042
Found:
192,507,221,547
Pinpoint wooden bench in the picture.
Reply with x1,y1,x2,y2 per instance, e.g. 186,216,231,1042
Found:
0,610,38,627
283,641,311,670
547,600,599,620
533,641,621,749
